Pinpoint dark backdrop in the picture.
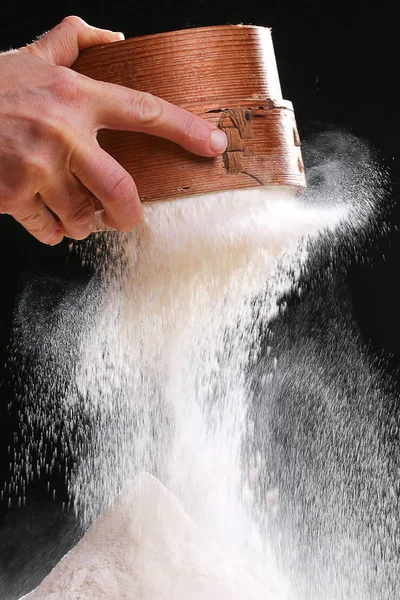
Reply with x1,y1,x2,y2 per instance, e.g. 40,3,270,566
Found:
1,0,398,369
0,1,398,598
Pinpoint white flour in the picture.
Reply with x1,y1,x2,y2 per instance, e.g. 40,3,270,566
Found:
21,187,351,599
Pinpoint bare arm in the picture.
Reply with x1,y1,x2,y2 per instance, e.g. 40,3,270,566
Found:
0,16,227,244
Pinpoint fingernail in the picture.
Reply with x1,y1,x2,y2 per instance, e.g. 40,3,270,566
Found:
209,129,227,154
114,31,125,40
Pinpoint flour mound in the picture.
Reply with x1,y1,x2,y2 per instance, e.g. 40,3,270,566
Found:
23,473,268,600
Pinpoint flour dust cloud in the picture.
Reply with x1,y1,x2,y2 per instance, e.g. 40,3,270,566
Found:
11,133,396,599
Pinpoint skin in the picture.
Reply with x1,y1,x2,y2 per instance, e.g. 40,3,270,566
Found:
0,16,228,245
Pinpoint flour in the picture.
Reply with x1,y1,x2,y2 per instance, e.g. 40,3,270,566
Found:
19,185,353,599
23,473,270,600
7,127,388,600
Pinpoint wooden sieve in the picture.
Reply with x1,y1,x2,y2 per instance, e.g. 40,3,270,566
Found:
72,25,306,212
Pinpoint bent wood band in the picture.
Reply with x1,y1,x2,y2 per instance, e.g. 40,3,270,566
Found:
73,25,306,205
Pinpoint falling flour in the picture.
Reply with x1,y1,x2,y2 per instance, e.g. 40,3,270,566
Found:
17,186,350,600
13,134,389,600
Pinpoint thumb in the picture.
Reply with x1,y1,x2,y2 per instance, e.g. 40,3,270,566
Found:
21,16,124,66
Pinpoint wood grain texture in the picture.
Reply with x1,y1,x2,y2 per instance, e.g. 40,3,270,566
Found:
72,25,306,213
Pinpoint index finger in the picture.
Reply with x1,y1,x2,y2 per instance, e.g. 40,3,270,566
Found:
82,79,228,157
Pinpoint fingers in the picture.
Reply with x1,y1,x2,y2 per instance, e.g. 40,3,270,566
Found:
71,145,143,232
86,82,228,158
11,178,99,243
41,178,96,240
12,193,64,245
21,16,124,67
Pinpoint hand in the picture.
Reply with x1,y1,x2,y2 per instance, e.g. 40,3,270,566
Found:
0,16,228,245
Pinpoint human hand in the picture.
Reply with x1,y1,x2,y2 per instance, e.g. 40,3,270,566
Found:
0,16,228,245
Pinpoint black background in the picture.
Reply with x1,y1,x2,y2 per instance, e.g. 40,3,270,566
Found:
0,0,398,371
0,0,399,597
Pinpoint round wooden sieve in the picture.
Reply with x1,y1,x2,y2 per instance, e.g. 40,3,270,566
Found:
72,25,306,210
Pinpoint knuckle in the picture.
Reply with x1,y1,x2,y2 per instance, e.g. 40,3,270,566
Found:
18,43,38,58
135,92,163,126
108,171,135,204
65,200,94,227
62,15,85,28
51,67,80,103
18,206,47,234
182,114,202,141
